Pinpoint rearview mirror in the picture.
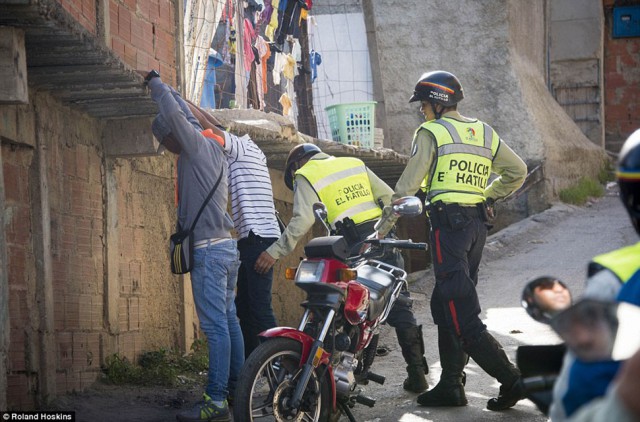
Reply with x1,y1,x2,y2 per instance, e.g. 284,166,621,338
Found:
522,276,573,324
391,196,423,217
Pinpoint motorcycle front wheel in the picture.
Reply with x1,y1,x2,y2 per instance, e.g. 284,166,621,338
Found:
233,337,333,421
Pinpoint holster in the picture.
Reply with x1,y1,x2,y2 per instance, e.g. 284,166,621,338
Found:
427,201,485,230
334,217,361,245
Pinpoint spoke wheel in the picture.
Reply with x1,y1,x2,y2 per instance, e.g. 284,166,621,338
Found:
233,338,332,421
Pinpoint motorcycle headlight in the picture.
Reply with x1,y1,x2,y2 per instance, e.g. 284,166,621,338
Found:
296,261,325,283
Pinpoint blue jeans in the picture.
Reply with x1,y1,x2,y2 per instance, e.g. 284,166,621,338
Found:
235,231,278,357
191,239,244,401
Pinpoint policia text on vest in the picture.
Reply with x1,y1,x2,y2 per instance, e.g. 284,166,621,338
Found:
335,183,372,206
437,159,490,188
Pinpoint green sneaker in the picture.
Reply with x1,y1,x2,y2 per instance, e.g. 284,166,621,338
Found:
176,393,229,422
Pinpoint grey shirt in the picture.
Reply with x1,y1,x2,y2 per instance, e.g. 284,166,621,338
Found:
148,78,234,241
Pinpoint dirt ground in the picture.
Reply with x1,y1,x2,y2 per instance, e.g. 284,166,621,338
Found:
49,381,202,422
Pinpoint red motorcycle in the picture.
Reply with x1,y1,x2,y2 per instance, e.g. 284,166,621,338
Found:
233,197,427,421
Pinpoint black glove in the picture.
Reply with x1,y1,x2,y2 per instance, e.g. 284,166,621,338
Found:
143,69,160,86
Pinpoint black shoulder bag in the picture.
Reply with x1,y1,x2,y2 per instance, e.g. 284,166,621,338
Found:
170,170,223,274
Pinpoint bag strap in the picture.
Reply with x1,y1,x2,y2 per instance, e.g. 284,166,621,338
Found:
189,169,224,232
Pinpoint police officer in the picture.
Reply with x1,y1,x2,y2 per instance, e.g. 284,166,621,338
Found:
550,129,640,421
376,70,528,410
254,144,430,393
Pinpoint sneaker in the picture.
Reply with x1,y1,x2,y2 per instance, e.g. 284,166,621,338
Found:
176,393,229,422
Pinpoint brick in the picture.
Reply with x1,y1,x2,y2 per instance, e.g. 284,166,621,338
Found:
91,300,104,331
6,207,32,248
3,161,24,202
79,294,92,330
7,247,27,287
57,332,74,369
149,0,160,23
65,295,81,330
118,4,132,43
56,371,68,393
119,297,129,332
124,41,138,68
110,1,119,37
63,146,76,177
76,144,90,181
54,294,66,331
129,296,139,330
6,374,33,408
137,0,151,20
66,370,81,392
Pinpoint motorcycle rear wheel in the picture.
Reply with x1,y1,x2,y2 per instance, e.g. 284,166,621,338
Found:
233,337,333,421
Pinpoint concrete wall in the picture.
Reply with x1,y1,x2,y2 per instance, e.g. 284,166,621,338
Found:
549,0,604,147
367,0,607,210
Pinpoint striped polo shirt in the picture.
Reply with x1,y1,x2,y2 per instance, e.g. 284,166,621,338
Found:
224,132,281,240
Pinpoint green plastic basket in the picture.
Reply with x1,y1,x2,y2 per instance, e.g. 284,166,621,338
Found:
325,101,376,148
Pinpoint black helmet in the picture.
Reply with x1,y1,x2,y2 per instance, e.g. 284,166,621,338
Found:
618,129,640,235
284,143,322,190
409,71,464,107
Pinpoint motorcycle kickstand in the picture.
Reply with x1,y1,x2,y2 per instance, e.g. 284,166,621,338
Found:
338,401,357,422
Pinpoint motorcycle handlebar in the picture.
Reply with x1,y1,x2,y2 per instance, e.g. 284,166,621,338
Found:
522,375,557,393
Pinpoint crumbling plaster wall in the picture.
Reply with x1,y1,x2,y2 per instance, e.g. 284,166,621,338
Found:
0,91,181,408
369,0,607,208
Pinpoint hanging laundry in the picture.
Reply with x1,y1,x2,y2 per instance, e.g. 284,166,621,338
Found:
309,49,321,82
245,0,264,26
228,25,237,57
200,48,224,109
282,53,296,81
242,17,256,72
279,92,293,118
272,52,286,85
254,35,270,110
275,0,303,44
291,38,302,62
265,0,280,42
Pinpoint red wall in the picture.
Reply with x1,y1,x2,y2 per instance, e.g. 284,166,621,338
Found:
603,1,640,151
56,0,178,84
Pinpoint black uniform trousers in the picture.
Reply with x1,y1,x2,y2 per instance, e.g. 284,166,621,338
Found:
428,202,488,342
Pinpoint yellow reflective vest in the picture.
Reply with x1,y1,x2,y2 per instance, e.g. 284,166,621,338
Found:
590,242,640,283
420,117,500,204
295,156,382,226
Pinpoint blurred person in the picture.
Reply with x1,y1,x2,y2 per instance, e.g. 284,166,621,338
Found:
567,347,640,422
375,70,528,411
553,300,617,362
254,143,431,393
141,70,242,422
551,129,640,421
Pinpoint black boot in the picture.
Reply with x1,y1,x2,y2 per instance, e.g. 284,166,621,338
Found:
396,325,429,393
417,327,468,407
464,330,525,411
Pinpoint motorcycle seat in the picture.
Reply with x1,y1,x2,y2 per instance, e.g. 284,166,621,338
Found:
355,264,395,320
